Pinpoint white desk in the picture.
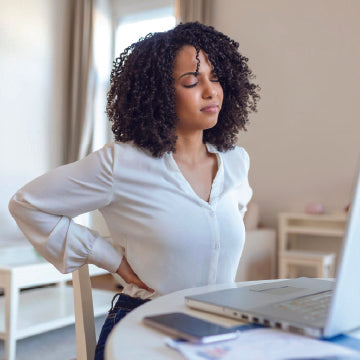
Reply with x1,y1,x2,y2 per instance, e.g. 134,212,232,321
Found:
105,281,360,360
105,281,262,360
0,245,114,360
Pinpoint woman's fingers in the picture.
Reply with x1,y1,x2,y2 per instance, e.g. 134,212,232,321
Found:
116,257,154,292
127,274,155,292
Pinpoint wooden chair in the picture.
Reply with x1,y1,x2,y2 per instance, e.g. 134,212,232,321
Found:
72,265,115,360
72,265,96,360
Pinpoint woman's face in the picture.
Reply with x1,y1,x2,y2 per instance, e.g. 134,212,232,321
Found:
173,45,223,137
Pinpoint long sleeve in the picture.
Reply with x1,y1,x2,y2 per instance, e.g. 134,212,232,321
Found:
8,143,123,273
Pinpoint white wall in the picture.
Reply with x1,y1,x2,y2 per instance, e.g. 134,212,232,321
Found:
0,0,68,239
212,0,360,227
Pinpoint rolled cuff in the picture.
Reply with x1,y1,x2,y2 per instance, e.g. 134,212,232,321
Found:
88,235,123,273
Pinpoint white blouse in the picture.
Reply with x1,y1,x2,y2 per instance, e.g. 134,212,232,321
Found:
9,142,252,298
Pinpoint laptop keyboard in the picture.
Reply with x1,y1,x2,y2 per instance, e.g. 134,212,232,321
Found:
274,291,332,320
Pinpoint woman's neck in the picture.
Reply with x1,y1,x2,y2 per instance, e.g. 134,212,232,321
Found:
173,134,208,166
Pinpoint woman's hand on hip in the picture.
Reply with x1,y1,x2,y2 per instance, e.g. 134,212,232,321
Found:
116,256,154,292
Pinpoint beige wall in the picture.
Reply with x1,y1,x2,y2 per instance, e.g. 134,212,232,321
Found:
212,0,360,227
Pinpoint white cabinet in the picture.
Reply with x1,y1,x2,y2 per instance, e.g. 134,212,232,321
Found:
0,244,114,360
278,212,347,278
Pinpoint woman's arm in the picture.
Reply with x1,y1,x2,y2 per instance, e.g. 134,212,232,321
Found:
8,143,122,274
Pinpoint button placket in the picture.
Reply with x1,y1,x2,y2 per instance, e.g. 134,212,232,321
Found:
207,206,220,284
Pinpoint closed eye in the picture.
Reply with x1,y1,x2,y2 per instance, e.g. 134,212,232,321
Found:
210,74,220,82
183,83,198,88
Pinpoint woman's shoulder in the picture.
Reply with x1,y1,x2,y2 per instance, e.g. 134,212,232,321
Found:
112,141,157,161
217,145,250,167
98,141,162,171
97,141,149,158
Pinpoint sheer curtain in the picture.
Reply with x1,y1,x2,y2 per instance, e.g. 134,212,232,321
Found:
176,0,212,24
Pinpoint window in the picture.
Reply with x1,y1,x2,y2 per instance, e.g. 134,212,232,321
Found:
92,1,176,151
115,5,176,57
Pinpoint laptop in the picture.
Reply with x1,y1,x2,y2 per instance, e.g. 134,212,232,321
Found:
185,166,360,339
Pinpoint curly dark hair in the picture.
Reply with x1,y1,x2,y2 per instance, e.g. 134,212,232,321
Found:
106,22,260,157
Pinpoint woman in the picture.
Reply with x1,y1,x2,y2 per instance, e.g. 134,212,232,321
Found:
9,22,259,359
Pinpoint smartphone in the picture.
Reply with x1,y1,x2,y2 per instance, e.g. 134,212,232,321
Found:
143,312,239,344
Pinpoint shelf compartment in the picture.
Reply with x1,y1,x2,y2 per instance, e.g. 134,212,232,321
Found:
0,286,114,340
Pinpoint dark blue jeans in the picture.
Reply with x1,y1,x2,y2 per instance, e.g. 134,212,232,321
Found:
94,293,151,360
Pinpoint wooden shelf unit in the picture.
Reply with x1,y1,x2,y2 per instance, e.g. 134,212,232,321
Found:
278,212,347,279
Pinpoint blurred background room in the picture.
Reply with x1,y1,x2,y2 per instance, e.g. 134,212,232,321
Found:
0,0,359,358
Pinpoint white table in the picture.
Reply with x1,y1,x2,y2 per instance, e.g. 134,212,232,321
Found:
105,281,257,360
0,244,114,360
105,281,360,360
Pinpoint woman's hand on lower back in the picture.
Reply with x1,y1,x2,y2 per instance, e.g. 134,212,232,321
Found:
116,256,154,292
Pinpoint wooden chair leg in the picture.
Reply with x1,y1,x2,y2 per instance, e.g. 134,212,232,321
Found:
73,265,96,360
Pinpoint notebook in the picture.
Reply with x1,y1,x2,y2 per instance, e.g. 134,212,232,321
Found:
185,165,360,339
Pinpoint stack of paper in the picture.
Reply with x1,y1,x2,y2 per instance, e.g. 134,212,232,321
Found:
167,328,360,360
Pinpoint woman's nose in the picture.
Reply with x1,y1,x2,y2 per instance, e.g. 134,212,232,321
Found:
202,81,217,99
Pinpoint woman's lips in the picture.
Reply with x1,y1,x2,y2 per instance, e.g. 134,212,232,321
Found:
200,105,219,113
